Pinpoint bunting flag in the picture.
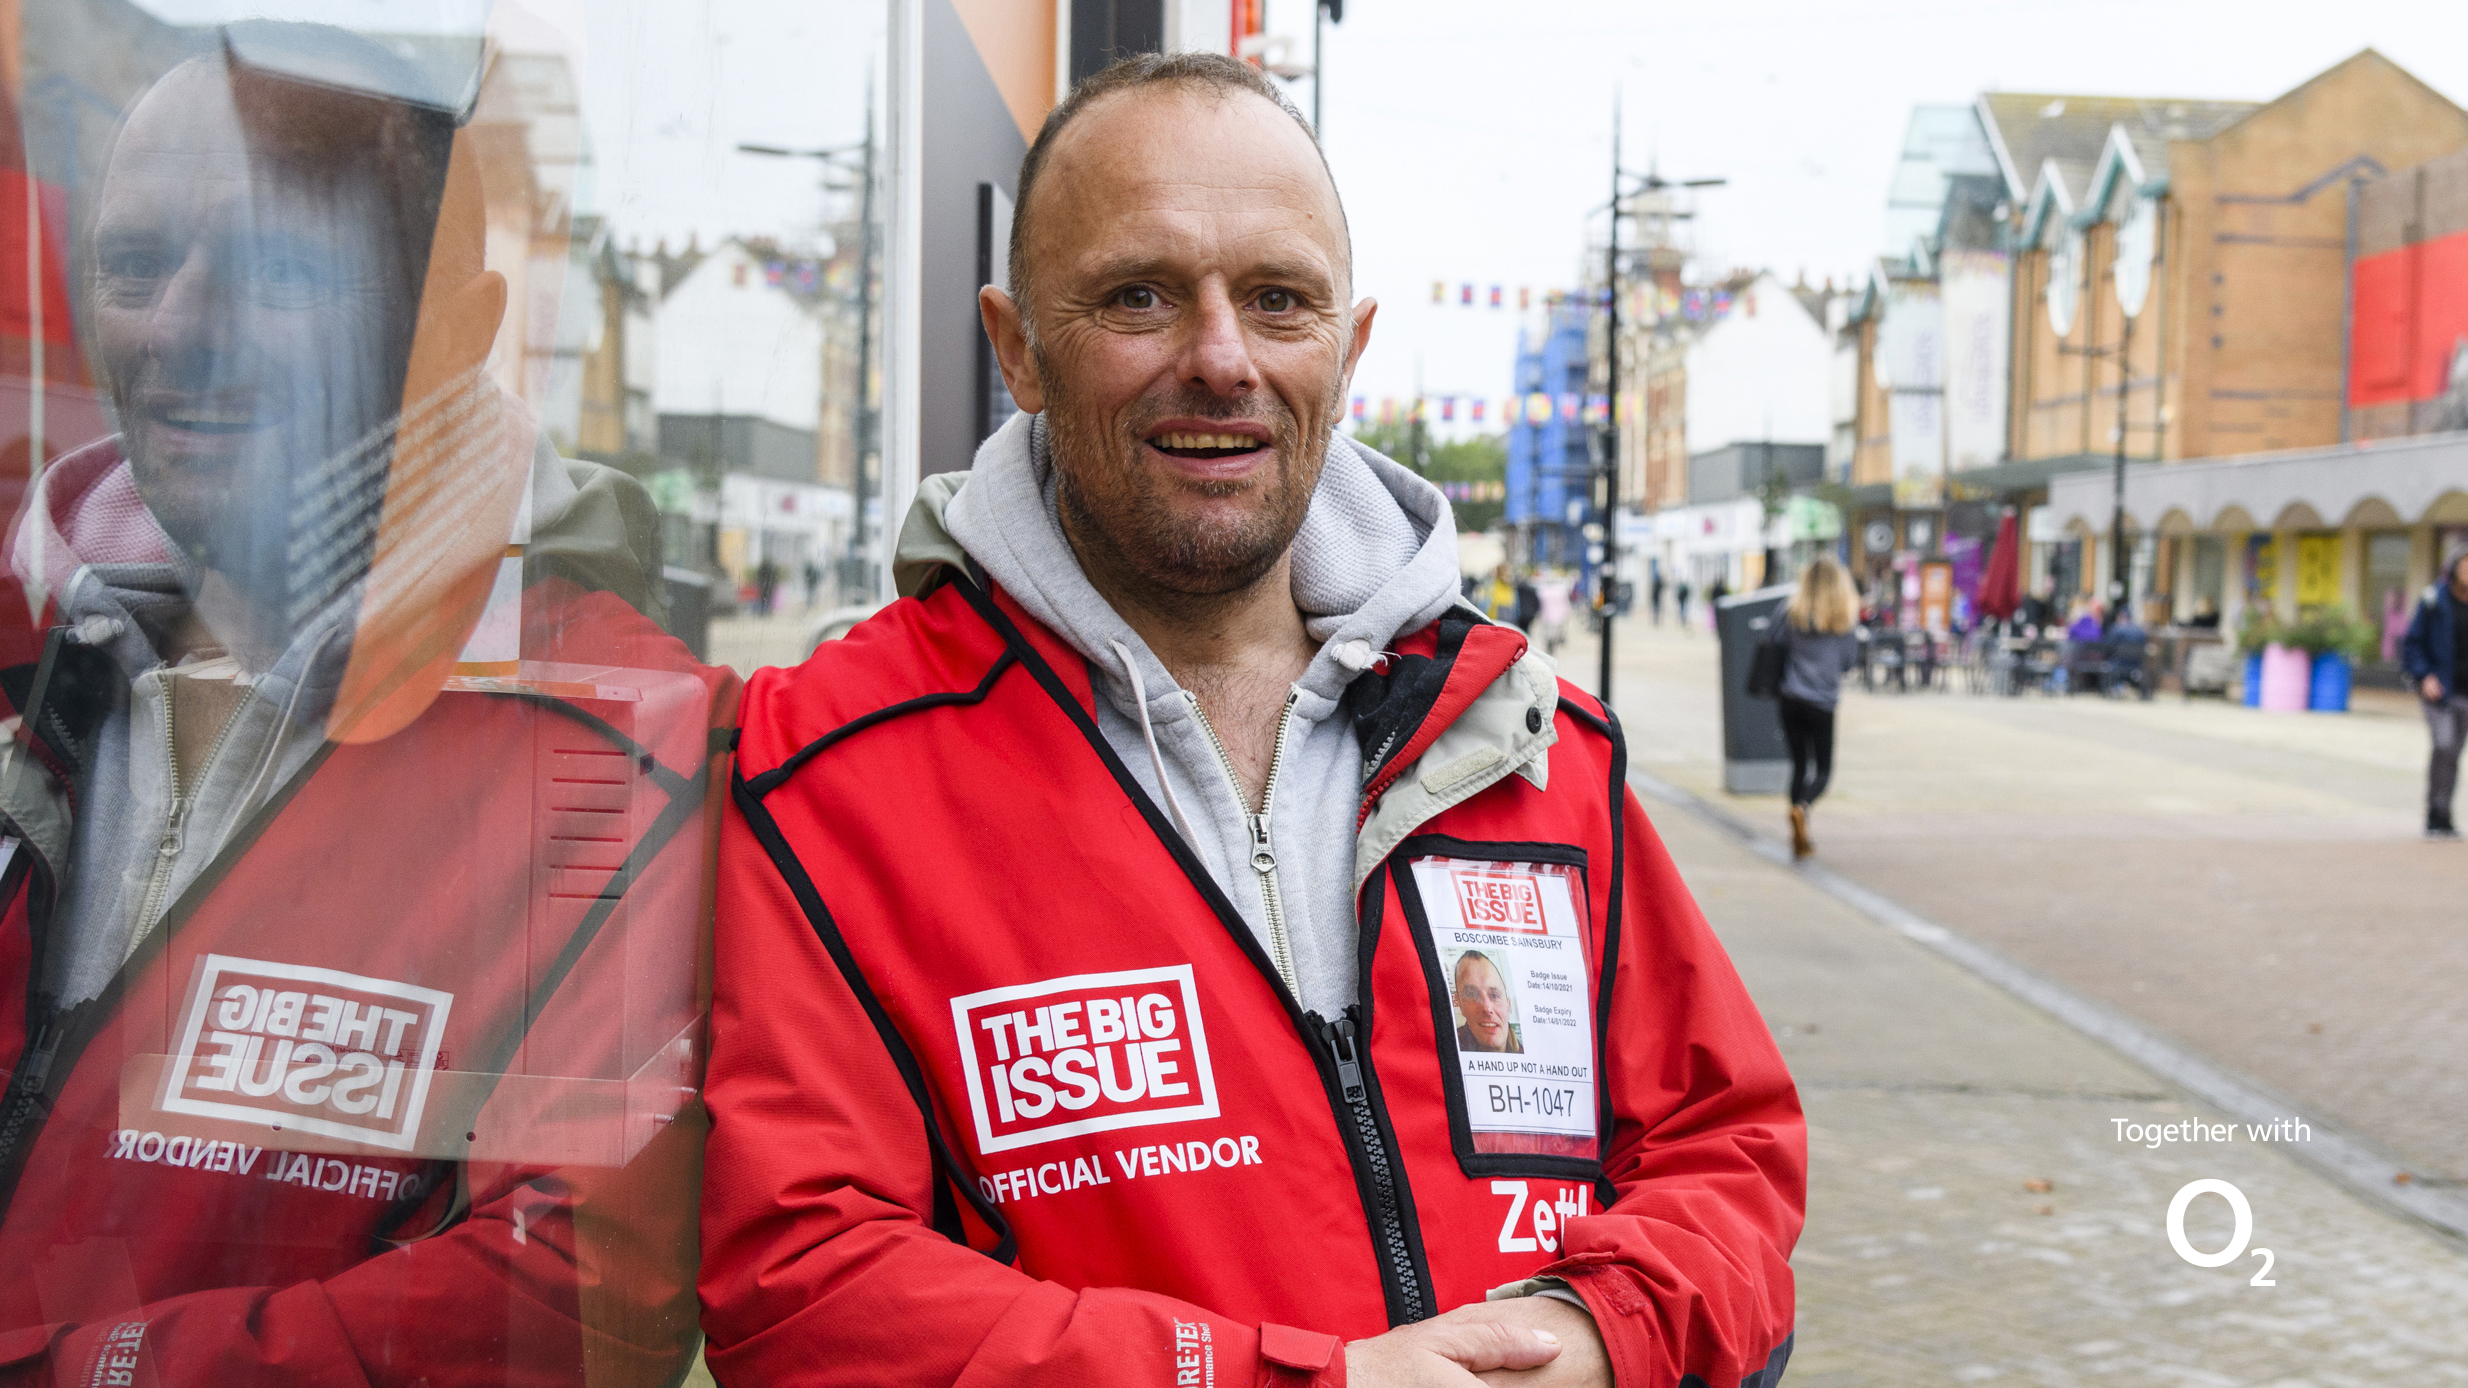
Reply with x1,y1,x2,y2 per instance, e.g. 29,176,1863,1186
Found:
1518,287,1532,310
1458,283,1473,306
1471,398,1487,423
1439,397,1456,421
1431,281,1445,304
1558,393,1579,421
1529,391,1551,422
1489,285,1503,308
1351,397,1366,422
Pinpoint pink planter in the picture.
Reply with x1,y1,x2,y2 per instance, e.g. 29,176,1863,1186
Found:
2256,643,2311,712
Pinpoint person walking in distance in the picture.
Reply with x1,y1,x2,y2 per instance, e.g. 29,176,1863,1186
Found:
1674,575,1693,630
1650,566,1667,625
2400,540,2468,839
1775,557,1863,859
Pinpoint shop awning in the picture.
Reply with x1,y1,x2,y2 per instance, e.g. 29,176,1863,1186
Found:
2044,431,2468,534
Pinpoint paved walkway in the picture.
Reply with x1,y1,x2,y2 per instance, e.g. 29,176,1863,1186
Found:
1651,798,2468,1382
1565,615,2467,1189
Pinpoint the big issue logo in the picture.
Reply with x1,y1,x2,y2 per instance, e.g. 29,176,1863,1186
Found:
952,964,1220,1154
159,954,454,1151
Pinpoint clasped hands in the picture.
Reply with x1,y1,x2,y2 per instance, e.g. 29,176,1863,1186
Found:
1342,1294,1610,1388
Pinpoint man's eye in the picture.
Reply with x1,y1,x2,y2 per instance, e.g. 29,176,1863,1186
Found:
1116,285,1159,310
100,249,171,283
1257,288,1297,313
247,253,331,308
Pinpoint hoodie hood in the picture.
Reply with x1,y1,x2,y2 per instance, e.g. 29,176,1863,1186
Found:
933,409,1464,721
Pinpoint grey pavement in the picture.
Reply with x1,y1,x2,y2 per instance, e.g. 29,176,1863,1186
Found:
1648,779,2468,1383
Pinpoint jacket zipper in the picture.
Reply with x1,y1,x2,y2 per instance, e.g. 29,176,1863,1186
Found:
1185,692,1428,1318
1190,691,1302,993
1310,1006,1428,1323
132,674,252,941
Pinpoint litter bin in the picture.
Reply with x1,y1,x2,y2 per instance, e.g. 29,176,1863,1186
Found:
663,564,715,663
1715,584,1794,794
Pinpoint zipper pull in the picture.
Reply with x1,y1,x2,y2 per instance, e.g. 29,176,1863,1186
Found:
1331,1016,1367,1104
1247,814,1275,874
19,1020,61,1092
158,795,190,861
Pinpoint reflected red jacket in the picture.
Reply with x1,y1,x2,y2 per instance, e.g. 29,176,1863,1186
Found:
0,587,733,1388
702,571,1804,1388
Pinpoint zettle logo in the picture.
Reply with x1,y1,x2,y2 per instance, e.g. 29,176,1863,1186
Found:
952,965,1219,1154
1452,870,1548,933
160,955,453,1151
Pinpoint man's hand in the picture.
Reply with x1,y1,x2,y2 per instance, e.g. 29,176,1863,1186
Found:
1343,1312,1563,1387
2425,675,2445,702
1443,1297,1612,1388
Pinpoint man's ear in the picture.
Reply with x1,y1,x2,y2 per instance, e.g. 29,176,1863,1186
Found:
1341,295,1378,389
981,286,1045,414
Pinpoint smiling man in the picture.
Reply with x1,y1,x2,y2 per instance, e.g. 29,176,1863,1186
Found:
705,53,1803,1388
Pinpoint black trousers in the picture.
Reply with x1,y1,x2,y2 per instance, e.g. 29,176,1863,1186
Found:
1778,695,1836,808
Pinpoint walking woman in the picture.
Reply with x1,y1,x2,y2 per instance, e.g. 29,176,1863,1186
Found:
1776,556,1863,859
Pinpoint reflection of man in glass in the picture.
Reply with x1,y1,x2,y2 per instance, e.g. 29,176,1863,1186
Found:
1453,950,1523,1054
0,23,720,1386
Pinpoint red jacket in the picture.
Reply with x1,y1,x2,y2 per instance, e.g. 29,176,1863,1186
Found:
702,571,1804,1388
0,583,733,1388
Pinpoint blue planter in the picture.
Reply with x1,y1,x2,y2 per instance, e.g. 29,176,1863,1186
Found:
2243,653,2263,707
2307,652,2352,712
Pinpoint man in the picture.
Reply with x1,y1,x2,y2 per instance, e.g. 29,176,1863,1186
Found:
2401,542,2468,839
0,26,727,1385
703,53,1801,1388
1451,953,1523,1054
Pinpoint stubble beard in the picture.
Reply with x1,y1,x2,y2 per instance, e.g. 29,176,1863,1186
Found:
1041,350,1343,609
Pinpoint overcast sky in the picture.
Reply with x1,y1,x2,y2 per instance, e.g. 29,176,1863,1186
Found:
141,0,2468,441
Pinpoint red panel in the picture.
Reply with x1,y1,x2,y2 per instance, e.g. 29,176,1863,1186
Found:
2351,227,2468,408
2411,229,2468,402
0,169,78,349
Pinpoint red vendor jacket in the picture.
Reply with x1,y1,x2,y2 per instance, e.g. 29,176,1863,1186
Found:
702,568,1804,1388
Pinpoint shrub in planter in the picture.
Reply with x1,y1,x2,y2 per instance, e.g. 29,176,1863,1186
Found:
2284,606,2377,713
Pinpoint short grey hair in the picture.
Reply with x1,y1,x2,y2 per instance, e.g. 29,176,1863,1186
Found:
1006,52,1348,327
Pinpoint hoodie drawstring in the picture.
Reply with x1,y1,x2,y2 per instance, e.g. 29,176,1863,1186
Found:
1109,638,1201,849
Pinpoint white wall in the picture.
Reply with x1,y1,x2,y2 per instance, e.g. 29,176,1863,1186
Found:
1683,272,1833,452
654,241,823,431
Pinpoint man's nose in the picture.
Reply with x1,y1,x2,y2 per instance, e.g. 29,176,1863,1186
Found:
1177,281,1257,398
144,248,230,371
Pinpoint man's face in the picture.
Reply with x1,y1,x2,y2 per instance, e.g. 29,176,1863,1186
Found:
996,86,1373,601
90,63,414,575
1455,955,1512,1050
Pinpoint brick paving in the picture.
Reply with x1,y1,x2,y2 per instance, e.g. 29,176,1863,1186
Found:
1656,796,2468,1383
1571,616,2468,1187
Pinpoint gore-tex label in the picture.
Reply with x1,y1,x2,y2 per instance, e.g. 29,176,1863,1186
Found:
951,964,1219,1153
159,955,453,1152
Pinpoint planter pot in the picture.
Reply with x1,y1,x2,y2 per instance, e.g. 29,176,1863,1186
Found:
2307,651,2352,712
2257,643,2311,712
2242,652,2263,707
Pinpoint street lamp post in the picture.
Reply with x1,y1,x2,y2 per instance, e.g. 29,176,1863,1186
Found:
1594,103,1722,707
739,91,878,601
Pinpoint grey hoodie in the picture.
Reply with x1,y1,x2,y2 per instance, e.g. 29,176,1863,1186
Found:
938,411,1464,1019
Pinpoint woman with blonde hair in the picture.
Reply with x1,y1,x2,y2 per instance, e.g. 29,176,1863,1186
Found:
1774,555,1863,858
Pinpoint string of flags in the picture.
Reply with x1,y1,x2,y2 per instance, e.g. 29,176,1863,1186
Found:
1350,393,1645,427
1426,281,1740,326
1437,480,1507,503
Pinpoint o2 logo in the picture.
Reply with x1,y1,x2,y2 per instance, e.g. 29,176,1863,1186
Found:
2168,1179,2274,1286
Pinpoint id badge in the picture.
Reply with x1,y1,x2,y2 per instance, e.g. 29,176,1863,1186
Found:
1408,854,1597,1161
